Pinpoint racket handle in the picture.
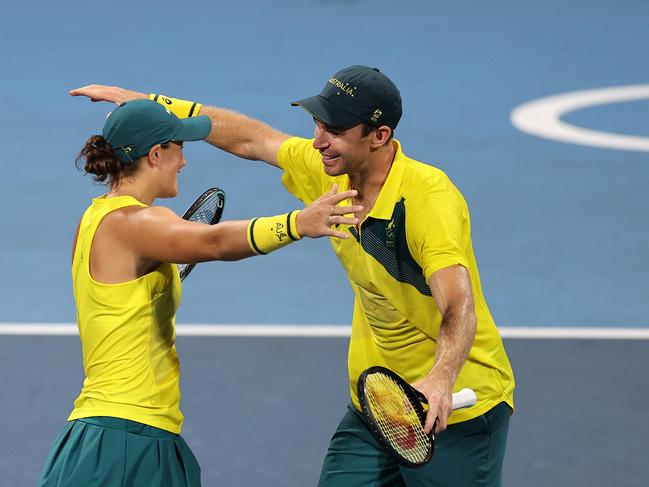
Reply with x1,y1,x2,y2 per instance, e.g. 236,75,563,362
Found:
452,388,477,410
413,387,477,410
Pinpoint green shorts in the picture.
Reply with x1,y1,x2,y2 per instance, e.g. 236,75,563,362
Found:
39,417,201,487
318,402,511,487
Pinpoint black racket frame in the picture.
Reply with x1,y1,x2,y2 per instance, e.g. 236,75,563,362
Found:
357,365,435,468
178,187,225,281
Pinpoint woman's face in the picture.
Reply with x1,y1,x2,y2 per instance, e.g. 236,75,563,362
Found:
155,140,186,198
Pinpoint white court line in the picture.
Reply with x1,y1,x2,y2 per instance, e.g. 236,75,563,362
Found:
511,84,649,151
0,324,649,339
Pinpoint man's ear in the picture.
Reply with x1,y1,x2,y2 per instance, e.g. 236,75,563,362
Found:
372,125,392,148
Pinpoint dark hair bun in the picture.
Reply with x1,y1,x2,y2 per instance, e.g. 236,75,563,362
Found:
76,135,122,184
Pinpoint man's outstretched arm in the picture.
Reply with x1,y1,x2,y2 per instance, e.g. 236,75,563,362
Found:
70,85,290,166
199,104,289,167
413,264,477,434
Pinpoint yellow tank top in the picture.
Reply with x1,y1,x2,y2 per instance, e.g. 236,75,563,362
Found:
68,195,184,433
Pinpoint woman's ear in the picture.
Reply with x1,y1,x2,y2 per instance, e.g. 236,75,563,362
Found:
146,144,162,167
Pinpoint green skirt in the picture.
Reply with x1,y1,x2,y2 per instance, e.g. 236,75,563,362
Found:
40,417,201,487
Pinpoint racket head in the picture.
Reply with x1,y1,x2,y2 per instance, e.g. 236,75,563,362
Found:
178,187,226,281
357,366,434,468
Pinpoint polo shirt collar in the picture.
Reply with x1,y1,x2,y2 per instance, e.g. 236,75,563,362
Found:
367,139,406,221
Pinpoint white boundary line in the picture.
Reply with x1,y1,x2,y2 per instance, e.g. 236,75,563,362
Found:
0,324,649,339
498,327,649,340
510,84,649,152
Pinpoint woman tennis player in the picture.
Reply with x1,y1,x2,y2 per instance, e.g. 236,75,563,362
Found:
39,99,361,487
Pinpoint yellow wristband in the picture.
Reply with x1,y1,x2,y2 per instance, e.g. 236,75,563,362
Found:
149,94,202,118
247,210,302,255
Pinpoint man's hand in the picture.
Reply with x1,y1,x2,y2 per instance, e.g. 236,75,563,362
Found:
412,376,453,434
296,185,362,239
70,84,289,166
69,85,146,104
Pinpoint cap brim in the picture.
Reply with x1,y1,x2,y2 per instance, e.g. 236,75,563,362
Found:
172,114,212,142
291,95,363,128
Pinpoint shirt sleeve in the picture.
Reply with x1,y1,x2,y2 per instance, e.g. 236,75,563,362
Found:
405,193,470,281
276,137,326,205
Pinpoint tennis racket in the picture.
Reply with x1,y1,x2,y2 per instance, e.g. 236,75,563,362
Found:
177,187,226,281
357,366,477,468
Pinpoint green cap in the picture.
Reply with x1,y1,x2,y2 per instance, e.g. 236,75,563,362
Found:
291,65,402,130
102,99,212,164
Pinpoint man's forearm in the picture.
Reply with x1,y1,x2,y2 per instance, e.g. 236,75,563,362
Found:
424,264,477,391
414,296,476,433
198,105,289,164
428,304,476,390
69,84,289,166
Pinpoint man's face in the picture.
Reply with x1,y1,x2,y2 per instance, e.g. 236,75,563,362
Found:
311,118,372,177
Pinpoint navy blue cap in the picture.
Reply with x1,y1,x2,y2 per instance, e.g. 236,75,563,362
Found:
291,65,402,130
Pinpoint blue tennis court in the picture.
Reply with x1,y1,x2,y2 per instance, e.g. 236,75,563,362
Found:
1,0,648,485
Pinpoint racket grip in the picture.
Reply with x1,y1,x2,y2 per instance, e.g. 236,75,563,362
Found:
413,387,477,410
451,388,477,410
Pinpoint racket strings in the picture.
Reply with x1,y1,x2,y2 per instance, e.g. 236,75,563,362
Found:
178,191,222,278
365,372,430,463
191,198,220,224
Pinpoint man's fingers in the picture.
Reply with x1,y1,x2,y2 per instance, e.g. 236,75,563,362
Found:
430,408,450,434
69,87,109,103
68,85,140,105
69,85,99,97
329,216,360,226
328,189,357,203
333,205,363,215
424,412,436,434
315,184,338,203
329,229,351,239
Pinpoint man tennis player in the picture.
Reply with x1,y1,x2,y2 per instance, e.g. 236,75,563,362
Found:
71,65,515,486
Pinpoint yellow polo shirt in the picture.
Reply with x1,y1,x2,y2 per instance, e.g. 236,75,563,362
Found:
278,137,514,424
